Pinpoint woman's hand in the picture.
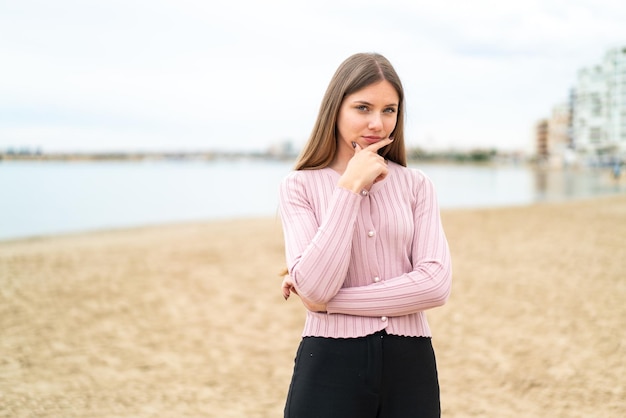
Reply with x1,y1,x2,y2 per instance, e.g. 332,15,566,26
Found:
281,274,297,300
281,275,327,313
338,137,393,193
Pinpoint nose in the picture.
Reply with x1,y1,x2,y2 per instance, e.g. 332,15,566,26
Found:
368,113,383,131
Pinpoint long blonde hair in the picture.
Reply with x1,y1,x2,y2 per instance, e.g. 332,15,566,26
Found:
294,53,407,170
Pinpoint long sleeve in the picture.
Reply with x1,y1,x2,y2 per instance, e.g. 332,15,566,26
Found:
325,173,452,317
278,164,452,338
279,170,363,303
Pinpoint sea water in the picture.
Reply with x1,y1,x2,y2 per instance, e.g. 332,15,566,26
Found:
0,160,623,241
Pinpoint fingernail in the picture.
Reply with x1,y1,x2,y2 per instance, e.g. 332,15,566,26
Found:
351,141,357,148
389,136,395,141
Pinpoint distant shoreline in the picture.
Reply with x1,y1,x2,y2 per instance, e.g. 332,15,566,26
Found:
0,147,527,165
2,149,622,170
2,158,624,243
0,150,294,163
1,193,622,245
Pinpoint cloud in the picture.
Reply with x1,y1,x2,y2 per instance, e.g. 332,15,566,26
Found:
1,0,625,152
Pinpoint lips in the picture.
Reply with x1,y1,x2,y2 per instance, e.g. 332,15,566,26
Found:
362,136,382,145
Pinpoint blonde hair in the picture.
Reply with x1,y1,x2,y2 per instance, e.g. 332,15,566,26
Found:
294,52,407,170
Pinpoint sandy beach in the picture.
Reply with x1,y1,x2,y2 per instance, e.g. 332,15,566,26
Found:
1,194,625,417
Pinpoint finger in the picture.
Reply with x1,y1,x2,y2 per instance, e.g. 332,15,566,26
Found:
365,137,394,153
351,141,362,153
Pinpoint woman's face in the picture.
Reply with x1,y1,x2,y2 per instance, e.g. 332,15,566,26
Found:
335,79,399,164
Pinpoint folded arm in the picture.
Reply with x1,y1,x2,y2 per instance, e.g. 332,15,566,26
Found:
279,173,363,304
326,174,452,317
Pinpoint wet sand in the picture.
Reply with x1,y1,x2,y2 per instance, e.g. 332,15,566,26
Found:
1,195,625,417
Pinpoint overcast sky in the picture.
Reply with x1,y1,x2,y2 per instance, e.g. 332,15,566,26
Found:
1,0,625,153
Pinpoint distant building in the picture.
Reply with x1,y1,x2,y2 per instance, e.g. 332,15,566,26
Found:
535,102,574,166
605,46,626,150
536,119,549,160
571,65,607,151
571,45,626,162
548,102,574,166
549,103,571,148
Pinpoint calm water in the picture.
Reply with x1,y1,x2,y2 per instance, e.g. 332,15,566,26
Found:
1,160,624,241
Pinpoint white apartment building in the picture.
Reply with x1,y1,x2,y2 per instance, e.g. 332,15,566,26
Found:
604,47,626,149
571,46,626,160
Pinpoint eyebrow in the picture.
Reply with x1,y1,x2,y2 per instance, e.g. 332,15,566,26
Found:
352,100,398,107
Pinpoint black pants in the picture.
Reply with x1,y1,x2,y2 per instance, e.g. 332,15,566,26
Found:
284,330,440,418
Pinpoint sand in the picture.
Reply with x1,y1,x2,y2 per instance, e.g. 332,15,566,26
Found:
1,195,625,417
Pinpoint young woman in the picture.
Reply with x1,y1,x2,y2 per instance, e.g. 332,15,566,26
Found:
278,52,452,418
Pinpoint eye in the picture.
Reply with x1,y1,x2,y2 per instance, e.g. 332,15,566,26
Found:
356,105,369,112
383,107,397,114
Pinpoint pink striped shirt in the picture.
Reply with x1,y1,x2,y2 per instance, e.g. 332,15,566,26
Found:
279,161,452,338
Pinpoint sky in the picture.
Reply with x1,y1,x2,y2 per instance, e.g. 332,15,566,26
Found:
1,0,625,154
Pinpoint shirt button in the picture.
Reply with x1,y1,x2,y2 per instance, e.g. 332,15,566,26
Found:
381,316,388,322
360,189,368,196
373,276,381,283
367,230,375,237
